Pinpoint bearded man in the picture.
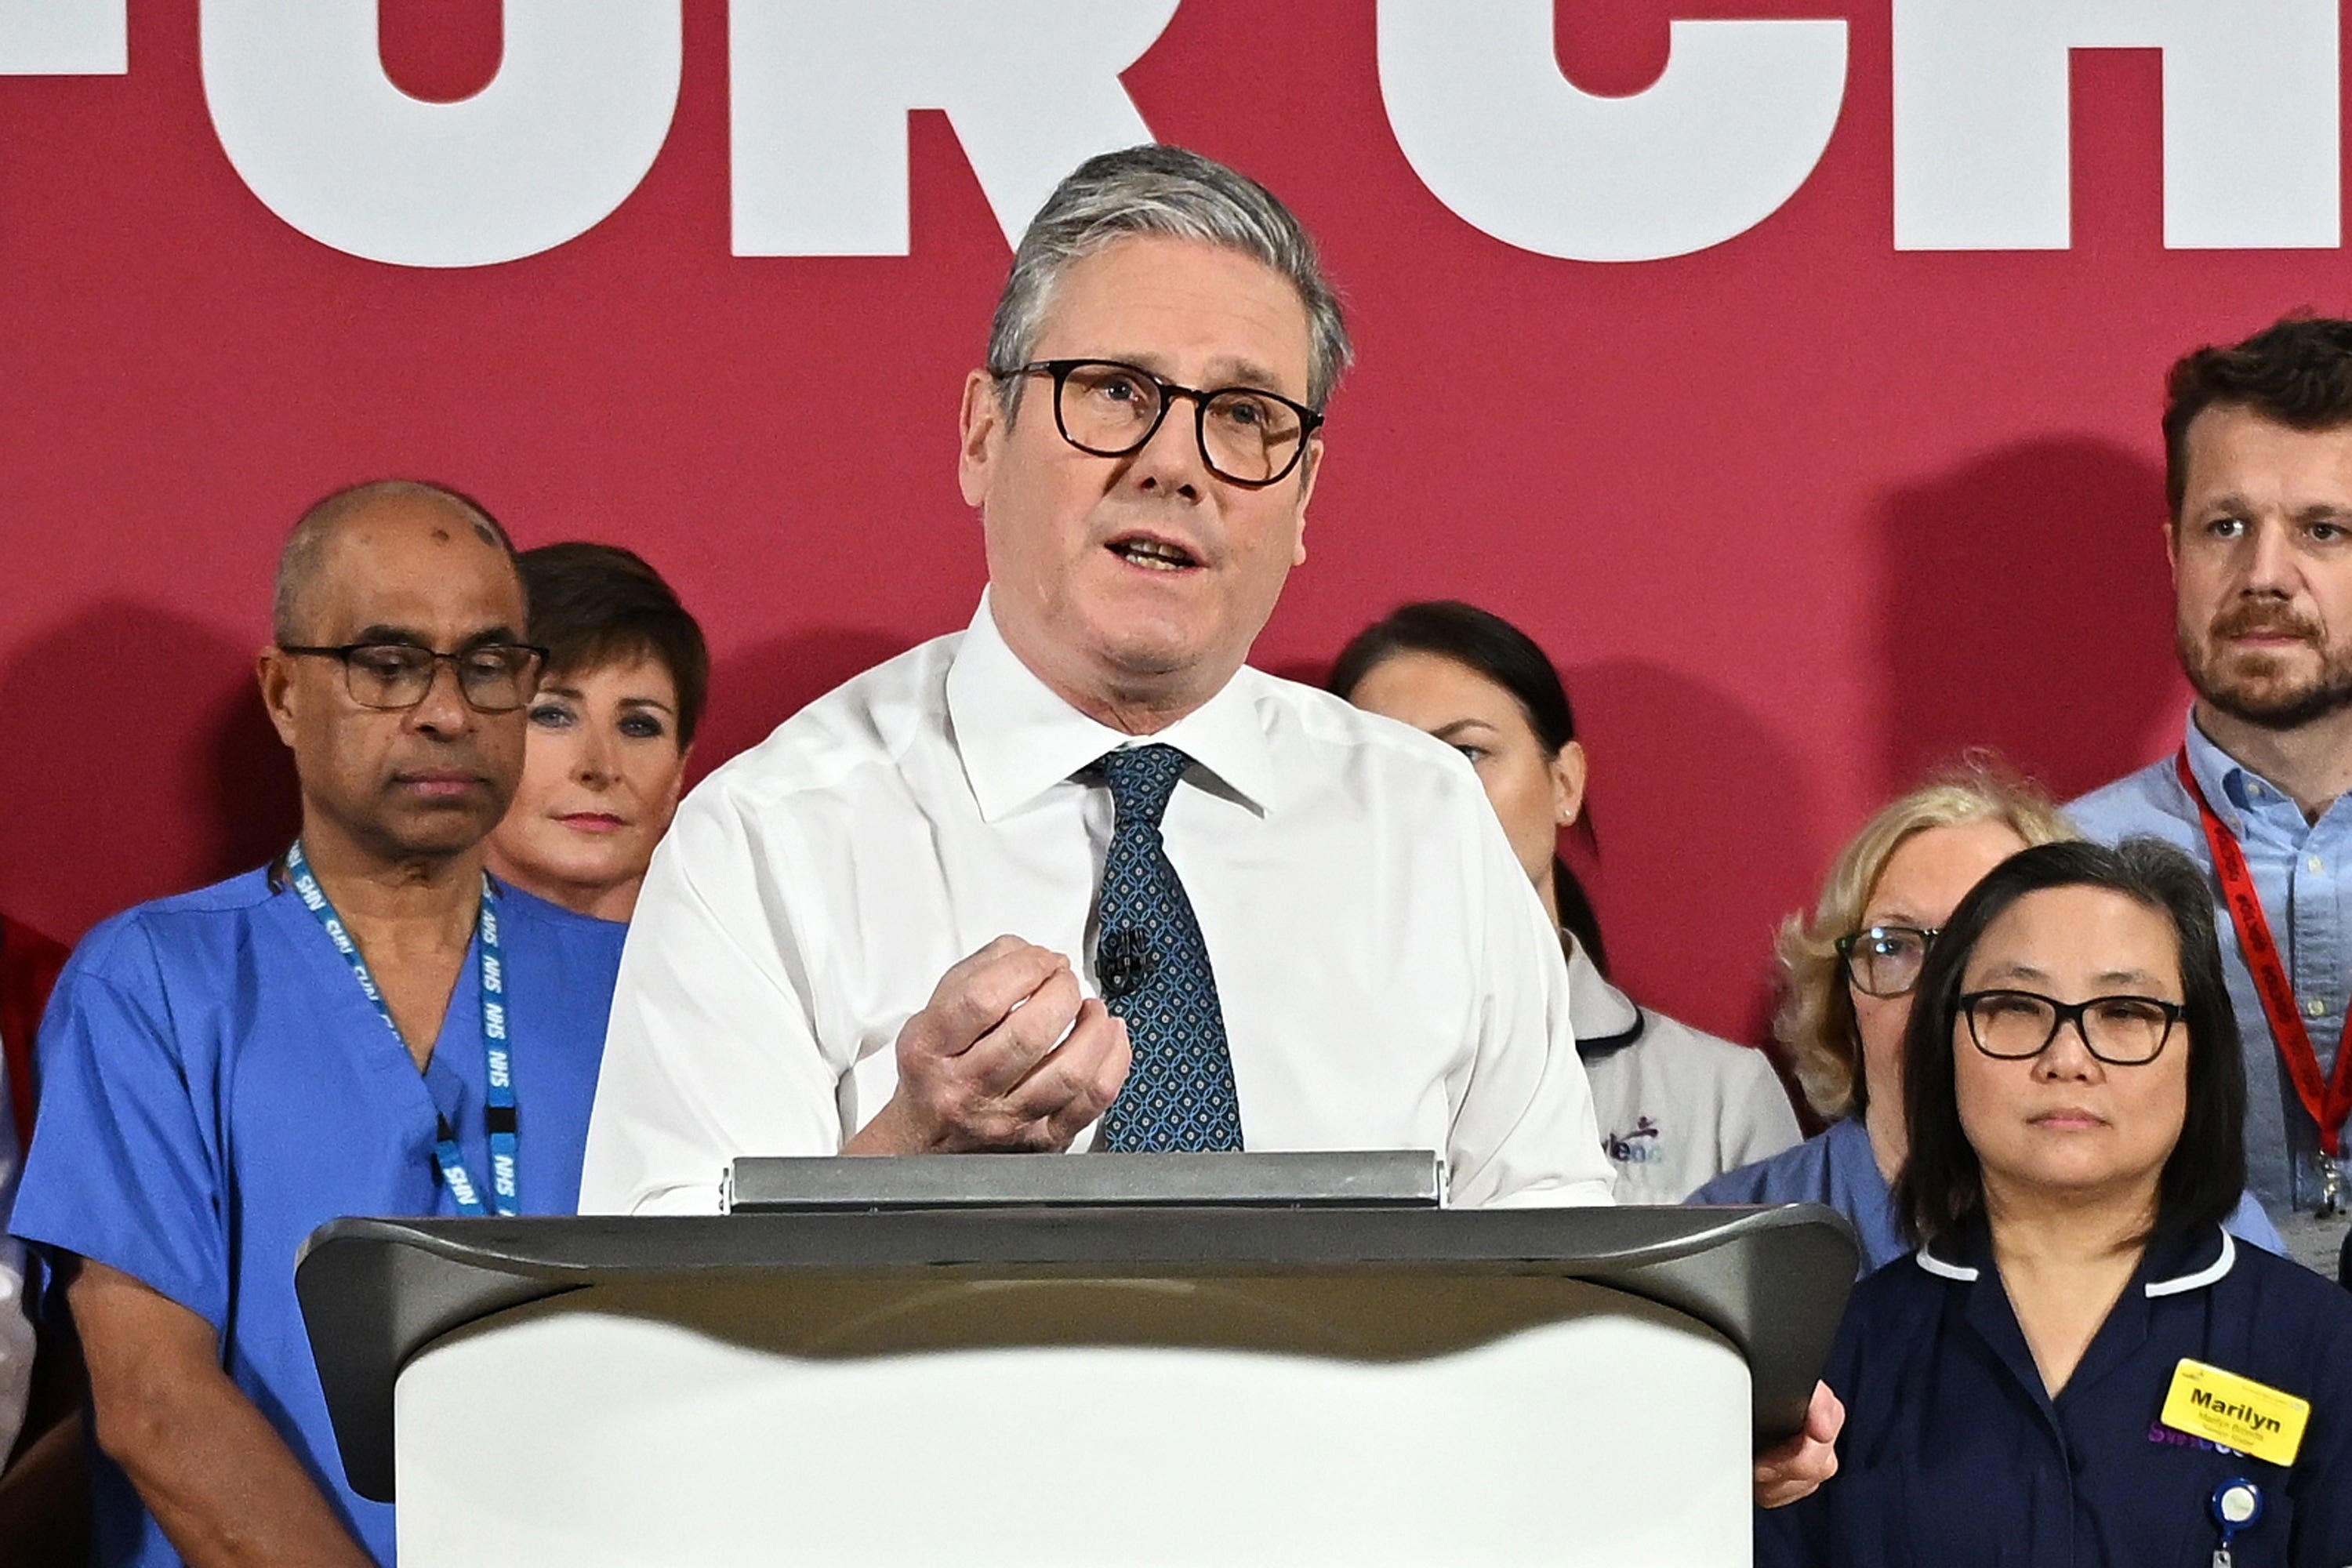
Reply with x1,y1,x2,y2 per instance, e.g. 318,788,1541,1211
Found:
2074,315,2352,1272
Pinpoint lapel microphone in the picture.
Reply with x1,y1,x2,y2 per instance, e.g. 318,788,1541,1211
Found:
1098,926,1157,998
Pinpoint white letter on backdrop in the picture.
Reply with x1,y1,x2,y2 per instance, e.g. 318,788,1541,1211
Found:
730,0,1179,256
1376,1,1848,263
0,0,125,74
201,1,682,267
1893,0,2338,250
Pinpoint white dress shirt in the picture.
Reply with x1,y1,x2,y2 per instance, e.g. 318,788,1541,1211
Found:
1566,938,1800,1204
581,597,1613,1214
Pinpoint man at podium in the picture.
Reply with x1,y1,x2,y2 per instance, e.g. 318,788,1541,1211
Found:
581,144,1617,1214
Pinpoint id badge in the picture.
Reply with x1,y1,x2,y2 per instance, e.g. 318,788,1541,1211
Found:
2160,1359,2310,1468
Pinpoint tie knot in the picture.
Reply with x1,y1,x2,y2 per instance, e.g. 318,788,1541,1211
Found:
1095,743,1189,826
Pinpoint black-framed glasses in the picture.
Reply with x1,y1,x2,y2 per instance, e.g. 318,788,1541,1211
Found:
1958,989,2184,1065
1002,358,1323,487
279,641,547,713
1834,924,1940,999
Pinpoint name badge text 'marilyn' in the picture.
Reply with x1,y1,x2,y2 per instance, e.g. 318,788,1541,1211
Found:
2160,1359,2310,1468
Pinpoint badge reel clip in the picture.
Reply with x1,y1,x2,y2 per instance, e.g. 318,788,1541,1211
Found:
2210,1476,2263,1568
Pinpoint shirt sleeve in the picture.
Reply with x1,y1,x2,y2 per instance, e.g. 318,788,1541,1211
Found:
1443,799,1616,1209
579,785,849,1214
2221,1190,2286,1255
0,1051,32,1464
9,932,228,1332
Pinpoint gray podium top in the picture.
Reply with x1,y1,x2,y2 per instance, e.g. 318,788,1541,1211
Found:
298,1198,1853,1503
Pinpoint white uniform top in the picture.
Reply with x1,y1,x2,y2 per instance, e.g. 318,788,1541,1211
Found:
582,595,1615,1214
1569,938,1802,1203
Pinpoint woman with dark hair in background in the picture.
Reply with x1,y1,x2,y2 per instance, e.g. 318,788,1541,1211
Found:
1760,839,2352,1566
487,543,708,923
1333,600,1799,1201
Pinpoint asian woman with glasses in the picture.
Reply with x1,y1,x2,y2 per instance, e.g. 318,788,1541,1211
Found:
1759,838,2352,1568
1691,766,2282,1271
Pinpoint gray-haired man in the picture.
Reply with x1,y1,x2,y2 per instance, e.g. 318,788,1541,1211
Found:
584,142,1606,1207
579,145,1837,1491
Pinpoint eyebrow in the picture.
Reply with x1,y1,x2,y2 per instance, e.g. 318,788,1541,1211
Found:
1972,962,2165,989
1431,719,1499,742
1101,351,1298,397
538,684,677,715
2198,495,2352,528
348,624,521,649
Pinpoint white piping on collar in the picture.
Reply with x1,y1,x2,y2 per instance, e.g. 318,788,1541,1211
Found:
2145,1229,2235,1298
1913,1247,1979,1282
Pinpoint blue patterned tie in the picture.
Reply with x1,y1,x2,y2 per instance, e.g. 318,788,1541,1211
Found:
1091,744,1244,1152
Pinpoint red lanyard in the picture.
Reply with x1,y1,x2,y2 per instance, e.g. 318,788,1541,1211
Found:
2175,751,2352,1160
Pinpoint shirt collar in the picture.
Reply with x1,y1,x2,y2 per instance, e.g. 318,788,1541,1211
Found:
2184,707,2284,828
944,593,1279,823
1563,935,1641,1039
1912,1218,2236,1298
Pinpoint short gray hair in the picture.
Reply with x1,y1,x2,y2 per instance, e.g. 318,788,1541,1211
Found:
987,143,1352,409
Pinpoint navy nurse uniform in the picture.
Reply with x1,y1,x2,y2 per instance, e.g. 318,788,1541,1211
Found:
9,867,625,1568
1760,1218,2352,1566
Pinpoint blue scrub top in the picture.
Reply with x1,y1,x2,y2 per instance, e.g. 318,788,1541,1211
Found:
1690,1117,2290,1275
1759,1220,2352,1568
1689,1119,1908,1272
10,867,624,1568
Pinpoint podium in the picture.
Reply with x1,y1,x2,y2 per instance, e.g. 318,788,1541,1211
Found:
297,1161,1853,1568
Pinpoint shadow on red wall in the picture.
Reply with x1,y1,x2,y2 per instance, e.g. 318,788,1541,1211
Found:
0,602,299,941
1872,436,2180,803
1563,657,1819,1054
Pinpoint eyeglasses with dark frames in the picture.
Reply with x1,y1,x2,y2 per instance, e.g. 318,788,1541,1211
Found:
278,641,548,713
1000,358,1324,487
1958,989,2185,1065
1834,924,1941,999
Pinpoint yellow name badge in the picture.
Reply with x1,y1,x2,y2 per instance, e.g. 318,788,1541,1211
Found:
2161,1359,2310,1468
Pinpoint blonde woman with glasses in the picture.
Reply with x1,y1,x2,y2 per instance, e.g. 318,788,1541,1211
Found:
1690,764,2285,1273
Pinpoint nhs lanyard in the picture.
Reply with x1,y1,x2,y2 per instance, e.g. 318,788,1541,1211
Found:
285,840,518,1218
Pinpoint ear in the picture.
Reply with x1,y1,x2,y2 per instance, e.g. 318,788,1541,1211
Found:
1552,739,1589,826
957,369,1007,510
1290,434,1324,567
256,646,301,749
2163,512,2180,583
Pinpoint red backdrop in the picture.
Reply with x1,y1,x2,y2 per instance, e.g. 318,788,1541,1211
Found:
4,2,2345,1049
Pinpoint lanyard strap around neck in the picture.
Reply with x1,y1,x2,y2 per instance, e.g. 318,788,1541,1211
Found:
2174,751,2352,1160
285,840,518,1216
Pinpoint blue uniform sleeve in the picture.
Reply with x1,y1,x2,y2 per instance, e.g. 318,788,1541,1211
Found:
2221,1189,2286,1255
10,932,227,1331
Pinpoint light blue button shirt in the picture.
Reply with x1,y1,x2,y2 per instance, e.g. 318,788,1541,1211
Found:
2071,713,2352,1217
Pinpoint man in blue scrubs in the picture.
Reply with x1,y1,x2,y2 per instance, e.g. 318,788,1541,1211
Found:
11,480,625,1567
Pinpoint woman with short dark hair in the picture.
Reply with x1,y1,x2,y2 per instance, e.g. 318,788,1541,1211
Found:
1762,839,2352,1566
486,543,708,922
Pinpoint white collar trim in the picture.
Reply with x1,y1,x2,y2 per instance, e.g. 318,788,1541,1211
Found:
2145,1229,2235,1298
1912,1247,1979,1282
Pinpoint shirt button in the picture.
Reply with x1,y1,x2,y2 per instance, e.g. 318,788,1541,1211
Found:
2249,782,2265,798
2310,855,2327,873
2307,997,2328,1018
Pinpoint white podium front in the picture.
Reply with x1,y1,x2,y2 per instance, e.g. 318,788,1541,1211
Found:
297,1185,1853,1567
